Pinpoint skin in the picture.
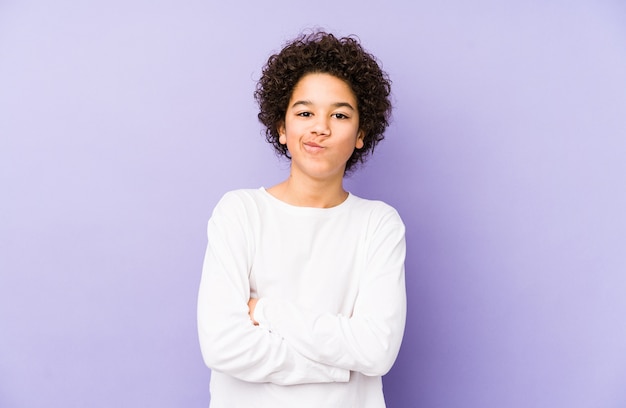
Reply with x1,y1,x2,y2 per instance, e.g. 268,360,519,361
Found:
248,72,365,323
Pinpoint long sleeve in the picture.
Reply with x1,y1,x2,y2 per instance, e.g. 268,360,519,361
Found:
253,208,407,377
197,192,350,385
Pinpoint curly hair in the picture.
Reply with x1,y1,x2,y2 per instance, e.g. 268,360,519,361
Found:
254,31,392,173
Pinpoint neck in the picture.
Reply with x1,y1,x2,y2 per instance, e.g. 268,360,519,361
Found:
268,172,348,208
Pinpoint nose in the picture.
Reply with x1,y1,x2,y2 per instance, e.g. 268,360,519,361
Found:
311,115,330,136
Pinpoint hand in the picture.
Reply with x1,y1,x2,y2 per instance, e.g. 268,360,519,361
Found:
248,298,259,325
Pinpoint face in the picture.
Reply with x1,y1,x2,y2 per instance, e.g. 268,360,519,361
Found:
278,72,364,182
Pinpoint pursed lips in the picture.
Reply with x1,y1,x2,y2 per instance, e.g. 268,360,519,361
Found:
303,141,324,153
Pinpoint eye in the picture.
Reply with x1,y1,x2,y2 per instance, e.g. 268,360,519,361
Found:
332,113,349,119
297,112,312,117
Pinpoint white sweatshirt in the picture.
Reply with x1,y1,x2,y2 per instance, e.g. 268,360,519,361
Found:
197,188,406,408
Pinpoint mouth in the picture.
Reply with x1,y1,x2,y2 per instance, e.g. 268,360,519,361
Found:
303,142,324,153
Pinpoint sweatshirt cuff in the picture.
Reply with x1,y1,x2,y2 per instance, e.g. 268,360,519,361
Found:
330,367,351,383
253,297,272,330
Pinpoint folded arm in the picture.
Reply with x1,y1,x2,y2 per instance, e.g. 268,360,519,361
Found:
250,212,407,377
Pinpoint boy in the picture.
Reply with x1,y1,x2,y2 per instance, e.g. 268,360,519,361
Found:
198,31,406,408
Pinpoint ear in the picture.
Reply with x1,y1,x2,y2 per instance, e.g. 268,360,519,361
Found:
278,122,287,145
355,130,365,149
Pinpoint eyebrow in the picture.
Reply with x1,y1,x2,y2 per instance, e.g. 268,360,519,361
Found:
291,100,356,111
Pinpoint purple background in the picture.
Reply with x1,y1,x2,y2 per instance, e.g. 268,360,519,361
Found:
1,1,625,407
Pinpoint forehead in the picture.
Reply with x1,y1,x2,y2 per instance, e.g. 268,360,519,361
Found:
290,73,356,103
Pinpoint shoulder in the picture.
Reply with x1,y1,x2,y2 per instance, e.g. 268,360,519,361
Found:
349,194,404,226
210,188,266,218
215,188,265,207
